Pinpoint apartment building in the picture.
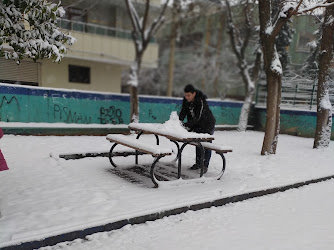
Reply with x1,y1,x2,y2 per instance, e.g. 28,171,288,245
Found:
0,0,161,93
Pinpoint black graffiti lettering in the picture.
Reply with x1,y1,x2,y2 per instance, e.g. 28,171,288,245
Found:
98,106,123,124
53,104,92,124
0,96,20,121
115,109,122,118
0,96,20,110
83,116,92,124
62,107,70,122
148,109,157,120
100,107,106,116
54,104,62,119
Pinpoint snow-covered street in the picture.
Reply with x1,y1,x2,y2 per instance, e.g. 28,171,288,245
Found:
0,131,333,249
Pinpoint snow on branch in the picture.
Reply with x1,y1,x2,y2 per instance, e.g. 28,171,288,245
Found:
125,0,170,54
0,0,75,63
297,0,334,14
270,0,334,38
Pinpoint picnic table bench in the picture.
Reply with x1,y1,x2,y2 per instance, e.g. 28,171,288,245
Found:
106,134,173,187
107,121,233,187
189,142,233,177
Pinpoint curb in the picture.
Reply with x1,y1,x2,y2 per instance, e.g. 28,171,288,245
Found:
2,174,334,250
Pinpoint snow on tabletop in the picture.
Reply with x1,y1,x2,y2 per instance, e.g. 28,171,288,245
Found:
106,134,172,155
129,112,214,139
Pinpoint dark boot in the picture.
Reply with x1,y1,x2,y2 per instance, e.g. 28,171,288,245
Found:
190,163,200,170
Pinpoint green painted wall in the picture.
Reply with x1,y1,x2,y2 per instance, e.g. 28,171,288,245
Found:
2,84,332,140
0,83,242,125
255,107,334,140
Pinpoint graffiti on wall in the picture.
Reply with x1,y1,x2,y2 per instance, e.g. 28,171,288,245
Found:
54,104,92,124
98,106,124,124
0,96,20,122
148,109,157,120
0,85,241,127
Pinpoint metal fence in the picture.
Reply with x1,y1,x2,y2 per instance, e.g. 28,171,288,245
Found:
57,19,156,43
255,79,334,111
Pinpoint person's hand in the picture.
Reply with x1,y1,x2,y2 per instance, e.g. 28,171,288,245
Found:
184,122,191,131
180,121,190,131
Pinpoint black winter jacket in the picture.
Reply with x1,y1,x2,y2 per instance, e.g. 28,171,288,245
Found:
179,90,216,133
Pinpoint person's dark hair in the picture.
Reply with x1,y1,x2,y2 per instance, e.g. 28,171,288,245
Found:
184,84,196,93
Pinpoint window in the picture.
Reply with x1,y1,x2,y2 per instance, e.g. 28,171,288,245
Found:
69,65,90,84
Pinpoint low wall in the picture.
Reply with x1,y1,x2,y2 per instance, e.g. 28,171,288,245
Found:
255,107,334,140
0,83,242,126
2,83,333,139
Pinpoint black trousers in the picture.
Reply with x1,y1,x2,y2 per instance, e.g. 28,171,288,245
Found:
193,127,214,168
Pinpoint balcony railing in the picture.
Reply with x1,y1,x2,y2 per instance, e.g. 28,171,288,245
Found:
58,19,156,43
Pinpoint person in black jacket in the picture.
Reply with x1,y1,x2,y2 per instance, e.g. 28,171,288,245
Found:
179,84,216,173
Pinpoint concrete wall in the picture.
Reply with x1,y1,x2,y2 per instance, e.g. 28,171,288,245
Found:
255,107,334,140
0,83,242,125
2,83,333,140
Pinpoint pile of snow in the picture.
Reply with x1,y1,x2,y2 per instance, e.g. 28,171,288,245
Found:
129,112,213,140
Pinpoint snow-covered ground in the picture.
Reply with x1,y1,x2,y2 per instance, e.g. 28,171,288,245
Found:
0,131,333,249
40,178,334,250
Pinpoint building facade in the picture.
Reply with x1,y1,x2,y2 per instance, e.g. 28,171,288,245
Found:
0,0,161,93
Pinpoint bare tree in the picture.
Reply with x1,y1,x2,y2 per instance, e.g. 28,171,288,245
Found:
167,0,182,97
124,0,169,122
166,0,215,96
313,0,334,148
258,0,333,155
225,0,262,131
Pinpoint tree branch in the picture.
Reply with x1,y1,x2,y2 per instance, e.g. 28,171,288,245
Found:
144,0,170,49
124,0,142,51
141,0,150,40
240,0,253,58
225,0,242,61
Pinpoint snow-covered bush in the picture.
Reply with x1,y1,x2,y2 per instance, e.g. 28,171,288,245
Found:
0,0,75,63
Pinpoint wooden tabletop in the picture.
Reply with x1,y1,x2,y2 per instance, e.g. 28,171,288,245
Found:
128,124,214,142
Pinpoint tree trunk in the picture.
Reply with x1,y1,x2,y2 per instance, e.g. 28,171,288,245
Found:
313,1,334,148
238,67,255,131
259,0,283,155
237,49,262,132
128,56,142,123
214,13,225,98
202,16,212,92
238,88,253,131
130,85,139,123
167,18,178,97
261,70,282,155
124,0,169,123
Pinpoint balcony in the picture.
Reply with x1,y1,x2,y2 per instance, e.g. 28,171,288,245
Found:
58,19,158,68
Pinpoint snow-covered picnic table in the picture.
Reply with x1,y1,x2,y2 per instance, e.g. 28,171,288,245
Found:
107,112,232,187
